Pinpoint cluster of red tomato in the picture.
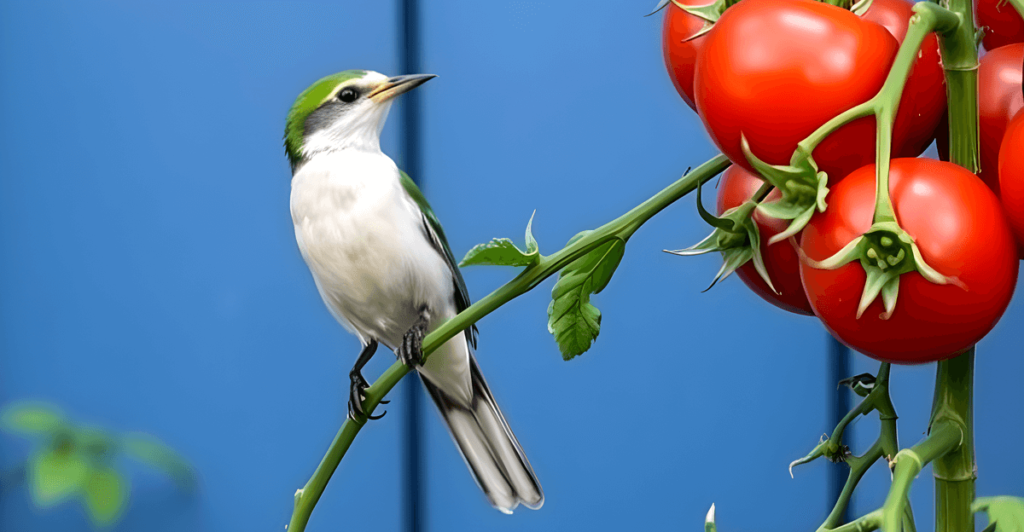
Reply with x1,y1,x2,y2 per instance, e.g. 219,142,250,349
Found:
662,0,1023,363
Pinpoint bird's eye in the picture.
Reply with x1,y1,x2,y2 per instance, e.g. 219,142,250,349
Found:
338,88,359,103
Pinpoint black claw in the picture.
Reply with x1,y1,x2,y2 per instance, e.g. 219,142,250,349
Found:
367,410,387,420
397,309,430,367
379,399,390,405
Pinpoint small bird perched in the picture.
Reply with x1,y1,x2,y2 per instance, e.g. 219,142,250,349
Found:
284,70,543,513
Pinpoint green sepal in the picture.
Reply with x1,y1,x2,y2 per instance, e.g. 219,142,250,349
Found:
799,222,966,319
742,135,829,244
851,0,874,16
460,212,540,268
645,0,673,16
123,433,195,489
789,437,828,477
665,179,778,293
973,497,1024,532
82,466,127,527
28,446,89,507
838,373,877,397
547,232,626,360
1,403,63,436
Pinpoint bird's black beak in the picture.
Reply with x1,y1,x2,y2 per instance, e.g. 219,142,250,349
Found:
368,73,437,103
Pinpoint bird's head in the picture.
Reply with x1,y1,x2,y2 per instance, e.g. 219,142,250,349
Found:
284,69,435,168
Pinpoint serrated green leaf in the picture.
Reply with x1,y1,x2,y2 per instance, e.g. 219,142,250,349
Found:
28,448,89,506
1,403,63,435
82,467,127,526
123,433,195,488
547,236,626,360
974,497,1024,532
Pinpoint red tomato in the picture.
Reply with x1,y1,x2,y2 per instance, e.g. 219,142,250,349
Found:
662,0,712,110
977,0,1024,50
694,0,915,181
999,110,1024,254
980,43,1024,195
800,159,1019,363
863,0,947,158
715,166,813,315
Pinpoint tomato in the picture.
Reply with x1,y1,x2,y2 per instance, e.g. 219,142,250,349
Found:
662,0,712,110
980,44,1024,195
800,158,1019,363
715,166,813,315
863,0,947,158
694,0,921,181
977,0,1024,51
999,109,1024,254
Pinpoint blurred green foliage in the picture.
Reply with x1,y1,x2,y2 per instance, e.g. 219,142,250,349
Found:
1,401,194,528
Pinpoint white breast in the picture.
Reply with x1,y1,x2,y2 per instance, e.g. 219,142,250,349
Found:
290,150,456,348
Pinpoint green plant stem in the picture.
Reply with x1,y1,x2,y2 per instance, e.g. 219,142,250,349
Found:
881,420,964,532
1007,0,1024,19
932,350,976,532
795,3,960,223
819,364,899,532
285,153,732,532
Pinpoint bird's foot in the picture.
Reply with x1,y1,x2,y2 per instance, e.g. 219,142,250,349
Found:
397,307,430,367
348,371,386,421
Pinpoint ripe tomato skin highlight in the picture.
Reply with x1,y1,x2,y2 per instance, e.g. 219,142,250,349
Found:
976,0,1024,50
715,166,814,315
863,0,946,158
999,110,1024,254
662,0,711,110
979,44,1024,196
800,159,1019,363
694,0,902,181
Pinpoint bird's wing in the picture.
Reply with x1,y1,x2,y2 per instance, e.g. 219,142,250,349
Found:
399,171,478,346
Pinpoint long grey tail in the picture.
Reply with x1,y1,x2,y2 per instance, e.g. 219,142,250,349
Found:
419,354,544,513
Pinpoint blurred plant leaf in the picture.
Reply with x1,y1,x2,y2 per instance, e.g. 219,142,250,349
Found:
123,433,195,488
1,403,63,435
974,496,1024,532
547,231,625,360
29,448,88,506
82,467,127,527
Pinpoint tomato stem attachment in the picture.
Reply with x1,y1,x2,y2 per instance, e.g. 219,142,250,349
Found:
664,180,778,292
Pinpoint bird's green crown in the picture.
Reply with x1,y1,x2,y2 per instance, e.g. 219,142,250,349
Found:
284,69,367,167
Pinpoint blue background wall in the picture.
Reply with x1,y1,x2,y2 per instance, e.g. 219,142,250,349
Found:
0,1,1020,531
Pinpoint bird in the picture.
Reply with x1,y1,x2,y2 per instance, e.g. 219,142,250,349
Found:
284,69,543,514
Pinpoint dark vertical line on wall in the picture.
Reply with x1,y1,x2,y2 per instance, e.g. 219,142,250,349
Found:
828,334,852,524
399,0,425,532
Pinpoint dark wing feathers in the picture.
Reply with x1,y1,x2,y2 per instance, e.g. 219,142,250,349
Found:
400,171,478,347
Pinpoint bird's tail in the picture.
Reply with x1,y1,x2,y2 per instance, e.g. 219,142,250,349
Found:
419,350,544,514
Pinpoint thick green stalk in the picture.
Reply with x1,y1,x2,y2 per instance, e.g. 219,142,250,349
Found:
285,153,732,532
931,350,976,532
935,0,980,524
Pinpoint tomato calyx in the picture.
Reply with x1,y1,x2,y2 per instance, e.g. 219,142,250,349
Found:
648,0,726,41
800,222,964,320
741,136,829,245
665,179,777,292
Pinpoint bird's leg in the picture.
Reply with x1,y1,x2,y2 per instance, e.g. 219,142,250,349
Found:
397,305,431,367
349,339,386,420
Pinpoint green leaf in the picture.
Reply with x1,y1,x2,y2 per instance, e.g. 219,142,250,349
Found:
974,497,1024,532
1,403,63,435
123,433,195,488
28,448,89,507
547,232,626,360
82,467,127,527
459,212,540,268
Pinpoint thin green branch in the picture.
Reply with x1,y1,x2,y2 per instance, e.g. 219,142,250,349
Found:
285,153,732,532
